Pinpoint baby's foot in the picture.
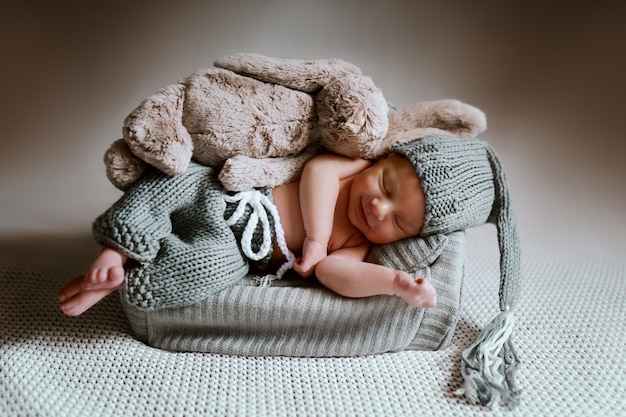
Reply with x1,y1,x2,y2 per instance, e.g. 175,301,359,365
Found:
57,275,121,316
81,246,126,291
57,246,127,316
393,271,437,308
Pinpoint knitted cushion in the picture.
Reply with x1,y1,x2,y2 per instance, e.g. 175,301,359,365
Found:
121,231,466,356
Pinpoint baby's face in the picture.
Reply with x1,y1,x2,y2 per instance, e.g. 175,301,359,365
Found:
348,153,425,244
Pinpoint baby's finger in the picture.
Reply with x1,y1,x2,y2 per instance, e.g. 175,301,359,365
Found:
294,257,314,278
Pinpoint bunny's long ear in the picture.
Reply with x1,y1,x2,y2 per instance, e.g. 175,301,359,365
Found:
214,53,362,93
387,99,487,141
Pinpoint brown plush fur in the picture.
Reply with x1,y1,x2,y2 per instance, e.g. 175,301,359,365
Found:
104,53,486,191
104,53,389,190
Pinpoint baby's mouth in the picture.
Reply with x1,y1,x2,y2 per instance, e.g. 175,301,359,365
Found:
358,199,369,228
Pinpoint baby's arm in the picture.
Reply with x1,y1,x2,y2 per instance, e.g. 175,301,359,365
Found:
315,245,437,308
294,153,372,277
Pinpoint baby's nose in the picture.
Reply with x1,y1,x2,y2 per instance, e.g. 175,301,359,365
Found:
372,198,391,220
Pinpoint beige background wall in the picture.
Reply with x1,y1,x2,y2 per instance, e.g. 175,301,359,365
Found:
1,1,624,258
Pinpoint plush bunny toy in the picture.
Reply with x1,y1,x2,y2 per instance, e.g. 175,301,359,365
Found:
104,53,390,190
104,53,487,191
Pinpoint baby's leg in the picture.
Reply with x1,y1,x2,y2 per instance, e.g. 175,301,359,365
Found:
393,271,438,308
57,246,127,316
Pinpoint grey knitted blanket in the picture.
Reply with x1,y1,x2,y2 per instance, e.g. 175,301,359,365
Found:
122,231,466,356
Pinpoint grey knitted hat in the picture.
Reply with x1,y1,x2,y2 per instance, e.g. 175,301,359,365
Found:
393,135,521,409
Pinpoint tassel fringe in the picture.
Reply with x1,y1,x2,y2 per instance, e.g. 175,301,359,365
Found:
457,309,521,410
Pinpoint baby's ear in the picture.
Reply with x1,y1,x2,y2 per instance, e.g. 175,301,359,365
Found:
367,234,448,272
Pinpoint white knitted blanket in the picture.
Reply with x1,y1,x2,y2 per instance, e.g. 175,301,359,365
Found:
1,226,624,416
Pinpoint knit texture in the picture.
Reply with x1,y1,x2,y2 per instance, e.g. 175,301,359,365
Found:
393,136,495,236
393,135,522,408
93,163,261,310
3,227,625,417
122,231,465,356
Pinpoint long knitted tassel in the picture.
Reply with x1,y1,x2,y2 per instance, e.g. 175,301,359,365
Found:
456,143,522,409
457,308,520,409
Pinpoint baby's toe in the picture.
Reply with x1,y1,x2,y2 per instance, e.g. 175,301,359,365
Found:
109,266,125,287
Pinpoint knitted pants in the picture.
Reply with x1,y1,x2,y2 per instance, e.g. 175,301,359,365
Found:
93,163,273,310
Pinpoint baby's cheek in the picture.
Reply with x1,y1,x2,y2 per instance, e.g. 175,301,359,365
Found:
371,228,397,245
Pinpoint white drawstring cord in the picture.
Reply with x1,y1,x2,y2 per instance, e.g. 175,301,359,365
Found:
223,190,296,284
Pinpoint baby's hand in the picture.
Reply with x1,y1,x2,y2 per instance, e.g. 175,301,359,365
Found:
392,270,437,308
294,237,328,278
